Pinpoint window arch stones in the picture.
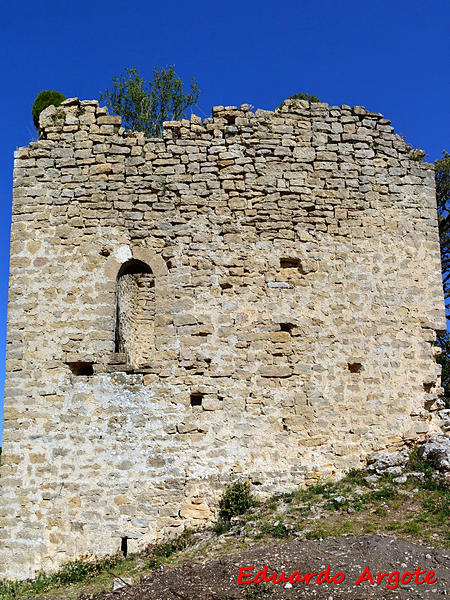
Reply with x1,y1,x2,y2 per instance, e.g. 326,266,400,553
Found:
106,246,169,369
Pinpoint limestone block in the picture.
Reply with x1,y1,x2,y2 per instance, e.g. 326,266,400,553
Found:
179,503,212,519
202,396,221,411
259,364,293,378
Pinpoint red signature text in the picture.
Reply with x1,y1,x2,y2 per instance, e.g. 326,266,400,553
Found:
237,564,437,590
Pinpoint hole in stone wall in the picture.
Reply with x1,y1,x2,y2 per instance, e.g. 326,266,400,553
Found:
280,258,301,269
121,537,128,558
280,323,294,333
423,382,435,393
190,393,203,407
348,362,363,373
66,362,94,376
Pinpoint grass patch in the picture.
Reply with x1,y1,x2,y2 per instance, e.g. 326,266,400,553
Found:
146,528,196,568
0,554,123,600
242,581,271,598
0,529,199,600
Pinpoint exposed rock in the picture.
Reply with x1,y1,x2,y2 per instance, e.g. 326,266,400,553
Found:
112,577,133,591
367,449,409,474
419,435,450,472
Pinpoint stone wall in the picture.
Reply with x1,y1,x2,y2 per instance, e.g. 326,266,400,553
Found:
0,96,446,579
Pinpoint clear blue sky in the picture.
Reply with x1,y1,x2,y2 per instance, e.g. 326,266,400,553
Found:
0,0,449,441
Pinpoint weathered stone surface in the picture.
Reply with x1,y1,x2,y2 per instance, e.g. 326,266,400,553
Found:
0,97,446,580
419,435,450,472
112,577,133,591
367,449,410,474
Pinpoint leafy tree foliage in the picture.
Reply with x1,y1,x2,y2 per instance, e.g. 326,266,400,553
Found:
99,66,200,137
437,152,450,301
435,151,450,403
436,331,450,404
32,90,66,130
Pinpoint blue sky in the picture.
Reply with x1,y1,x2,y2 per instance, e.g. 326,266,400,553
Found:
0,0,449,441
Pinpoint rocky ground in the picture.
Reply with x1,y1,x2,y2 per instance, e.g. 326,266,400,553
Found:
81,535,449,600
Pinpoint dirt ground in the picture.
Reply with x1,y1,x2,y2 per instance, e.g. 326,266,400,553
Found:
79,534,449,600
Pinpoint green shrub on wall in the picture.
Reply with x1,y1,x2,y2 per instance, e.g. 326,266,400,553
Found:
32,90,66,130
277,92,319,110
287,92,319,103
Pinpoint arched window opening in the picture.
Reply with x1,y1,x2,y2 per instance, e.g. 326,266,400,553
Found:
115,259,155,367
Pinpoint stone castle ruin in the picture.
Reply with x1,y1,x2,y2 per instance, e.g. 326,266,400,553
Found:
0,96,446,578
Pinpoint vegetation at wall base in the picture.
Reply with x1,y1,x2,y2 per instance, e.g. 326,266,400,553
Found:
99,66,199,137
211,454,448,547
0,454,447,599
32,90,66,130
214,480,256,533
0,554,121,600
145,528,196,569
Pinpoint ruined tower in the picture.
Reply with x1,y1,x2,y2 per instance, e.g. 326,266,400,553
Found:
0,97,446,578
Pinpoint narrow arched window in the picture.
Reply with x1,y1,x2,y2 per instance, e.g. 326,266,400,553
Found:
115,259,155,367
